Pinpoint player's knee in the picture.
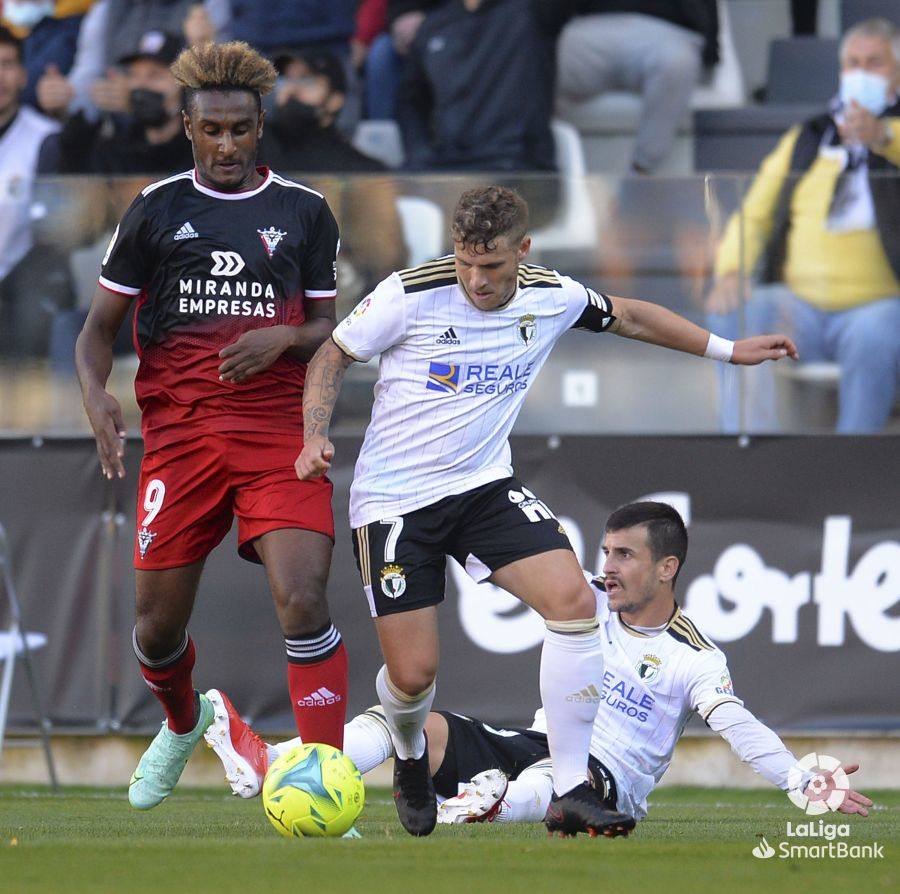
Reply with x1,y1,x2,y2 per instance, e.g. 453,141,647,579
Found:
133,616,185,661
542,581,596,623
388,664,437,699
272,582,330,632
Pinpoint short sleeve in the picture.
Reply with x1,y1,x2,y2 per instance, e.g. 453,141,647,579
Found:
569,280,615,333
99,195,152,297
302,200,340,299
331,273,408,362
686,649,744,722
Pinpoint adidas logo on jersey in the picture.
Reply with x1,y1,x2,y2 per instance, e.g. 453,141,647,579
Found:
173,221,199,241
296,687,342,708
435,327,461,345
566,684,602,704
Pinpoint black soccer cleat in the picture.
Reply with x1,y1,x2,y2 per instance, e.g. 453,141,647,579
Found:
544,782,635,838
392,737,437,837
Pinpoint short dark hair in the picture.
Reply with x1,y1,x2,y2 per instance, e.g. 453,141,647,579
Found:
0,26,23,63
451,186,529,253
171,40,277,117
605,501,688,585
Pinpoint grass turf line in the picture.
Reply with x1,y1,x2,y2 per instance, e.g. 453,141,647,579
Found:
0,785,896,894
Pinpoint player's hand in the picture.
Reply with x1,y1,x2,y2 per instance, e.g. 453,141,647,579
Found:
82,387,127,480
838,100,889,149
731,334,799,365
805,763,873,817
218,326,294,384
706,272,740,314
295,435,334,480
36,63,74,118
90,68,129,114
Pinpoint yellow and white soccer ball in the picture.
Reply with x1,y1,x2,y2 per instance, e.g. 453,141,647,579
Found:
262,743,365,838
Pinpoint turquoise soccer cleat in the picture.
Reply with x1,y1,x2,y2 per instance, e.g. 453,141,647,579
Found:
129,692,214,810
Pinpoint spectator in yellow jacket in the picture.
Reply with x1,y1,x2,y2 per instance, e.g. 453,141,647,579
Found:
708,17,900,434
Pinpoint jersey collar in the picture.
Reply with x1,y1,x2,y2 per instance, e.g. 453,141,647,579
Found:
618,603,680,638
191,166,273,200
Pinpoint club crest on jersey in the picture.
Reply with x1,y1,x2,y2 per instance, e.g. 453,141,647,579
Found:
380,564,406,599
257,226,287,257
137,526,156,559
517,313,536,346
636,654,662,684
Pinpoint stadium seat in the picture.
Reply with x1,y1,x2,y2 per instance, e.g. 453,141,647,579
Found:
529,120,599,254
841,0,899,31
395,196,445,266
351,120,405,170
765,38,840,104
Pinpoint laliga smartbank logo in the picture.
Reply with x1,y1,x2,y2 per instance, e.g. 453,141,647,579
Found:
787,752,849,814
750,752,884,862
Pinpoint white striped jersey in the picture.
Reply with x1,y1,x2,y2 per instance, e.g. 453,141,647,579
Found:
331,256,614,528
530,578,742,821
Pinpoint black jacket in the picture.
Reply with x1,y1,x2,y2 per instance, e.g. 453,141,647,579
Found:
398,0,556,172
50,112,194,175
262,121,387,174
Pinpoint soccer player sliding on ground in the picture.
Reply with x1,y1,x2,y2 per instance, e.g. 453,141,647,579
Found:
75,41,348,810
204,502,872,828
296,187,798,838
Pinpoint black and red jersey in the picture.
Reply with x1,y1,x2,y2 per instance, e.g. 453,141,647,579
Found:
99,167,339,449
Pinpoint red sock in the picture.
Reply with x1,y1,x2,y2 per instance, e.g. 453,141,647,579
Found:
138,636,197,734
286,639,348,749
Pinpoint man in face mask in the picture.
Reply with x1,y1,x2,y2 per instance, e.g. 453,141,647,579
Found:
264,48,386,174
49,30,193,175
2,0,88,109
708,16,900,435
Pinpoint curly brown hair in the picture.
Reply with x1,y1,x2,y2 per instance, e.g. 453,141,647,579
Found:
171,41,277,115
450,186,529,253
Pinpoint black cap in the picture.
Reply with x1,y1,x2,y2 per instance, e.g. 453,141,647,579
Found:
273,48,347,94
117,31,183,67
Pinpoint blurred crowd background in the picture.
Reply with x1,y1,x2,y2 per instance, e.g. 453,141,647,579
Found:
0,0,898,436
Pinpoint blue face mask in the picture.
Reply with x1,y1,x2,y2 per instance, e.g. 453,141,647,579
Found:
3,1,56,29
840,68,890,117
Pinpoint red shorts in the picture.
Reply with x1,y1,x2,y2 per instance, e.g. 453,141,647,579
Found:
134,430,334,569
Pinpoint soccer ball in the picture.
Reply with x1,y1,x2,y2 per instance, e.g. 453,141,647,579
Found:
262,743,365,838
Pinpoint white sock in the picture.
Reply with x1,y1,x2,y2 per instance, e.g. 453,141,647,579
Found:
342,709,395,774
271,737,301,762
497,761,554,823
540,623,603,796
375,665,436,760
268,709,395,776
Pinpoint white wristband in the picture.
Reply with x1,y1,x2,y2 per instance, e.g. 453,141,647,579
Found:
704,333,734,362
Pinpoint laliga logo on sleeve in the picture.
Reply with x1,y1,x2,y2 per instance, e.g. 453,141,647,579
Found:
787,753,849,815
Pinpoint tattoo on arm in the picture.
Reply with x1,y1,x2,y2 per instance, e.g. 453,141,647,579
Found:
303,340,353,438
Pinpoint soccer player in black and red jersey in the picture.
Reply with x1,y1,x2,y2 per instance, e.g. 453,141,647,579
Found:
75,41,348,809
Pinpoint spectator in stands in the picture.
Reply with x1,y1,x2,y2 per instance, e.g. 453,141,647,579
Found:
1,0,90,109
545,0,719,173
0,24,71,357
708,17,900,434
264,47,407,304
398,0,555,173
266,48,386,173
34,1,227,120
46,31,193,174
360,0,443,120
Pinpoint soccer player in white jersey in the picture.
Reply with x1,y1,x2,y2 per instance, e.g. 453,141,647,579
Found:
294,186,800,837
202,502,872,827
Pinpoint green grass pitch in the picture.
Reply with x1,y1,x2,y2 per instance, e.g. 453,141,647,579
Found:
1,785,896,893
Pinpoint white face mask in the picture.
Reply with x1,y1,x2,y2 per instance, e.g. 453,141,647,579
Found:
3,1,55,29
840,68,891,117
